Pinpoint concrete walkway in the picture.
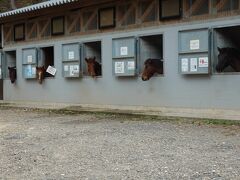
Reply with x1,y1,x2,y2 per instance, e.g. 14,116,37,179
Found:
0,100,240,120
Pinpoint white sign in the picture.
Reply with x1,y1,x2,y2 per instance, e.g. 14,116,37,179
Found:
190,40,200,50
32,67,36,75
199,57,208,68
46,66,57,76
64,65,69,72
69,66,74,76
69,65,79,76
190,58,198,72
181,58,188,72
120,47,128,56
68,51,75,60
115,62,124,74
27,55,33,63
26,65,32,77
127,61,135,70
72,65,79,74
0,68,2,78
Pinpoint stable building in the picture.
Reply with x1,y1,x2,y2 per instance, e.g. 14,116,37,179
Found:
0,0,240,109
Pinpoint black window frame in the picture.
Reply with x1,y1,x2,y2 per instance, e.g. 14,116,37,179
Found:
14,23,25,41
159,0,182,20
51,16,65,36
98,7,116,29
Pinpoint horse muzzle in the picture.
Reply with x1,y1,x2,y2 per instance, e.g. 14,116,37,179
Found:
142,76,149,81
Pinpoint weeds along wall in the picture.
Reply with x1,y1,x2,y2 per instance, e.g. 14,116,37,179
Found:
3,16,240,109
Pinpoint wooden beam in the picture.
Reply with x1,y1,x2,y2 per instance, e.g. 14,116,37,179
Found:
39,19,50,37
67,12,81,33
140,0,155,21
118,1,137,26
26,22,37,39
216,0,230,11
185,0,207,16
83,10,97,30
3,26,12,42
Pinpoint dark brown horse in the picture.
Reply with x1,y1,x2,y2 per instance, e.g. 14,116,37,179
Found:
142,59,163,81
216,47,240,72
36,66,46,84
8,66,17,84
85,57,102,78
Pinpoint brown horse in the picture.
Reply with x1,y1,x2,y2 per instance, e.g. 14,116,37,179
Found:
8,66,17,84
36,66,46,84
142,59,163,81
85,57,102,78
216,47,240,72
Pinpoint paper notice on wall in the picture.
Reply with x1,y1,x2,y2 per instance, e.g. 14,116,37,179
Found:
26,65,32,77
115,62,124,73
120,47,128,56
190,58,198,72
46,66,57,76
32,67,36,75
199,57,208,67
181,58,188,72
27,55,33,63
68,51,75,60
73,65,79,74
190,40,200,50
0,68,2,78
69,66,74,76
127,61,135,70
64,65,69,72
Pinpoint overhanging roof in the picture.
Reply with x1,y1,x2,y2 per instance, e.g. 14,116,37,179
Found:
0,0,78,18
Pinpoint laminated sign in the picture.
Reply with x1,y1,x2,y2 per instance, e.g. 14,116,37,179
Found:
190,58,197,72
26,65,32,77
199,57,208,67
68,51,75,60
127,61,135,70
181,58,188,72
46,66,57,76
64,65,69,72
120,47,128,56
27,55,33,63
190,40,200,50
115,62,124,73
69,65,79,76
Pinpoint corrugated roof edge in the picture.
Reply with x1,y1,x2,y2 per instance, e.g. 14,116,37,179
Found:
0,0,78,18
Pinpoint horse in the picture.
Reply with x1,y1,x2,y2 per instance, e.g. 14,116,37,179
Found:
216,47,240,72
85,57,102,78
8,66,17,84
142,58,163,81
36,66,46,84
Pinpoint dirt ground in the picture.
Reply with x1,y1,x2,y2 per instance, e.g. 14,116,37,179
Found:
0,108,239,179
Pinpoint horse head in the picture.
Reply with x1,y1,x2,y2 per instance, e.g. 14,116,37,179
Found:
85,57,101,78
8,66,17,84
216,47,230,73
142,59,163,81
36,66,45,84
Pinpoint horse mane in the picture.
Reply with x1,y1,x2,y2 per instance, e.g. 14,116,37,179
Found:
221,47,240,59
94,61,102,75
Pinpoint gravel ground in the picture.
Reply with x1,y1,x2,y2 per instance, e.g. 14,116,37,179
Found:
0,109,239,180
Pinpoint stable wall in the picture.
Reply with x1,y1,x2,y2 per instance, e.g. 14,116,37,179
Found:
3,16,240,109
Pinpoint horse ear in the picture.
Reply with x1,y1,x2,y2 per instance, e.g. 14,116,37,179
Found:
218,47,222,52
85,58,89,62
148,59,153,64
8,67,10,70
36,67,39,70
93,56,96,60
